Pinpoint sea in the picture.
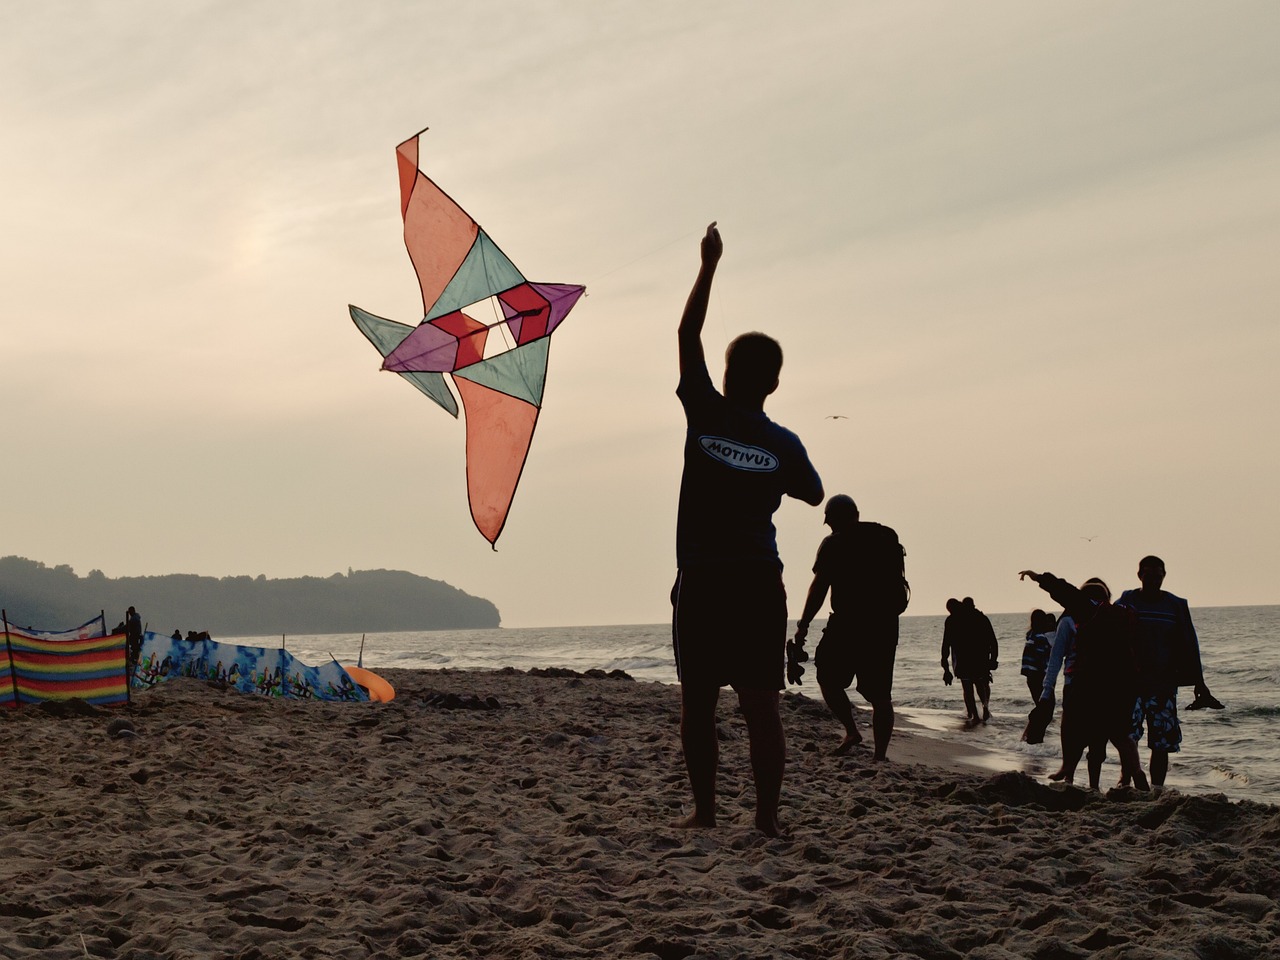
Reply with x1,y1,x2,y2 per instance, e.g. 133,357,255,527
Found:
237,605,1279,808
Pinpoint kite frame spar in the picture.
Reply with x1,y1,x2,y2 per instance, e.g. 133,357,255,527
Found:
350,128,585,547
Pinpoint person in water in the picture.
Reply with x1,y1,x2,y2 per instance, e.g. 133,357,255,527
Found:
941,598,998,724
1020,609,1057,704
1119,555,1221,788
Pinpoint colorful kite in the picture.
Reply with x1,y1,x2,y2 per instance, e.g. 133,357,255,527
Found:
350,129,585,546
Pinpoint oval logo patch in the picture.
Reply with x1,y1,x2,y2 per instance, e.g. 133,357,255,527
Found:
698,436,779,472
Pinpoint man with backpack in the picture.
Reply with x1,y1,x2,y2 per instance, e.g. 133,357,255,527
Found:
791,495,908,761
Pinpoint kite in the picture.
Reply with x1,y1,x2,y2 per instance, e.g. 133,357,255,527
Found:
350,129,585,546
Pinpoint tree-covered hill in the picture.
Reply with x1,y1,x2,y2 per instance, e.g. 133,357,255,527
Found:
0,557,500,636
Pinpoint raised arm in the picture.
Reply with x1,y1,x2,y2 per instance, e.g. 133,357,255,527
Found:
1019,570,1088,620
678,222,722,376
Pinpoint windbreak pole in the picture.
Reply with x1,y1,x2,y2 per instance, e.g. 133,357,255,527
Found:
2,610,19,708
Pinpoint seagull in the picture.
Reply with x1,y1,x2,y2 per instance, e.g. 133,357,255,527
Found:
825,415,848,420
1081,535,1099,542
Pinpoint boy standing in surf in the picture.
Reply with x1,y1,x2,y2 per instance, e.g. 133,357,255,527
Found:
671,223,824,837
1119,555,1221,788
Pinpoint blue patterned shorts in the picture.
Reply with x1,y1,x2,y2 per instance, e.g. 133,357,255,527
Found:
1130,690,1182,752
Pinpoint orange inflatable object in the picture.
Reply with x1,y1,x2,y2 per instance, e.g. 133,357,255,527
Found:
345,665,395,703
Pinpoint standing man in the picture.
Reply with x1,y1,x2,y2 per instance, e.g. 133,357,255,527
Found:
124,606,143,681
791,495,907,761
672,222,824,837
1119,555,1221,788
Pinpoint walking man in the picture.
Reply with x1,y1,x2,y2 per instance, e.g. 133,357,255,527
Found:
791,495,907,761
941,597,998,725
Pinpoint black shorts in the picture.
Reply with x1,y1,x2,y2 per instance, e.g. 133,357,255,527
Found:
814,612,898,703
672,564,787,690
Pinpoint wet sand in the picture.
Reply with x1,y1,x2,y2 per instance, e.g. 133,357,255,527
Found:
2,668,1277,958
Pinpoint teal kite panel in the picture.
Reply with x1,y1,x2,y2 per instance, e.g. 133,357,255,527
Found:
453,337,550,407
350,304,459,417
425,230,526,323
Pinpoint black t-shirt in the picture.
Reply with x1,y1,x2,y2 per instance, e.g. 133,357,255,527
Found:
675,362,821,569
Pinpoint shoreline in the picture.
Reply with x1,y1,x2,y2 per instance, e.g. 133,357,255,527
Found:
3,667,1277,958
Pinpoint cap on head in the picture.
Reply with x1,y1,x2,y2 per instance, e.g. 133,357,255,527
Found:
823,494,859,531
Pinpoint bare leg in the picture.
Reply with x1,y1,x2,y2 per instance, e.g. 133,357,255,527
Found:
976,680,992,722
1149,748,1169,787
818,675,862,754
1115,735,1149,790
1052,706,1084,784
961,680,978,721
1050,700,1071,780
677,683,720,828
1086,737,1105,789
737,688,785,837
870,698,894,761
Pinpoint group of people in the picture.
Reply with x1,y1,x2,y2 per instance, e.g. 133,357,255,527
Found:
171,629,213,642
120,612,216,681
668,224,1218,837
1019,559,1219,791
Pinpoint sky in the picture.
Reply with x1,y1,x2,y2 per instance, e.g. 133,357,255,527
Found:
3,1,1278,627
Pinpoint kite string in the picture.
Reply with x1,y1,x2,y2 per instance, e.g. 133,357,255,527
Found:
584,226,732,343
583,229,701,286
469,225,732,348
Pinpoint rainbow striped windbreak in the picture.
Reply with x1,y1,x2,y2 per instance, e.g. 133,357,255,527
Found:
2,629,129,709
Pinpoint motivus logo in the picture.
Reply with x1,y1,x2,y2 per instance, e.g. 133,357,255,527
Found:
698,436,779,472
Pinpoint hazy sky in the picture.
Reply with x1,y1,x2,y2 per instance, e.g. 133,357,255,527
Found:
3,1,1278,627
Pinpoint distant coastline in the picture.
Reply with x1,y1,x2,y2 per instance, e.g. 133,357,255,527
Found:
0,556,500,635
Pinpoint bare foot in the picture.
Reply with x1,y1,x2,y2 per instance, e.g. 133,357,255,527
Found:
755,813,783,838
674,811,716,830
1048,768,1068,782
834,733,863,756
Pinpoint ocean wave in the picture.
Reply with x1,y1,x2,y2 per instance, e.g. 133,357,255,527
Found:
604,657,670,672
1210,766,1252,786
1231,704,1280,719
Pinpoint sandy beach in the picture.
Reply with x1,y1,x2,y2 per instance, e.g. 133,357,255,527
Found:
3,669,1278,959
